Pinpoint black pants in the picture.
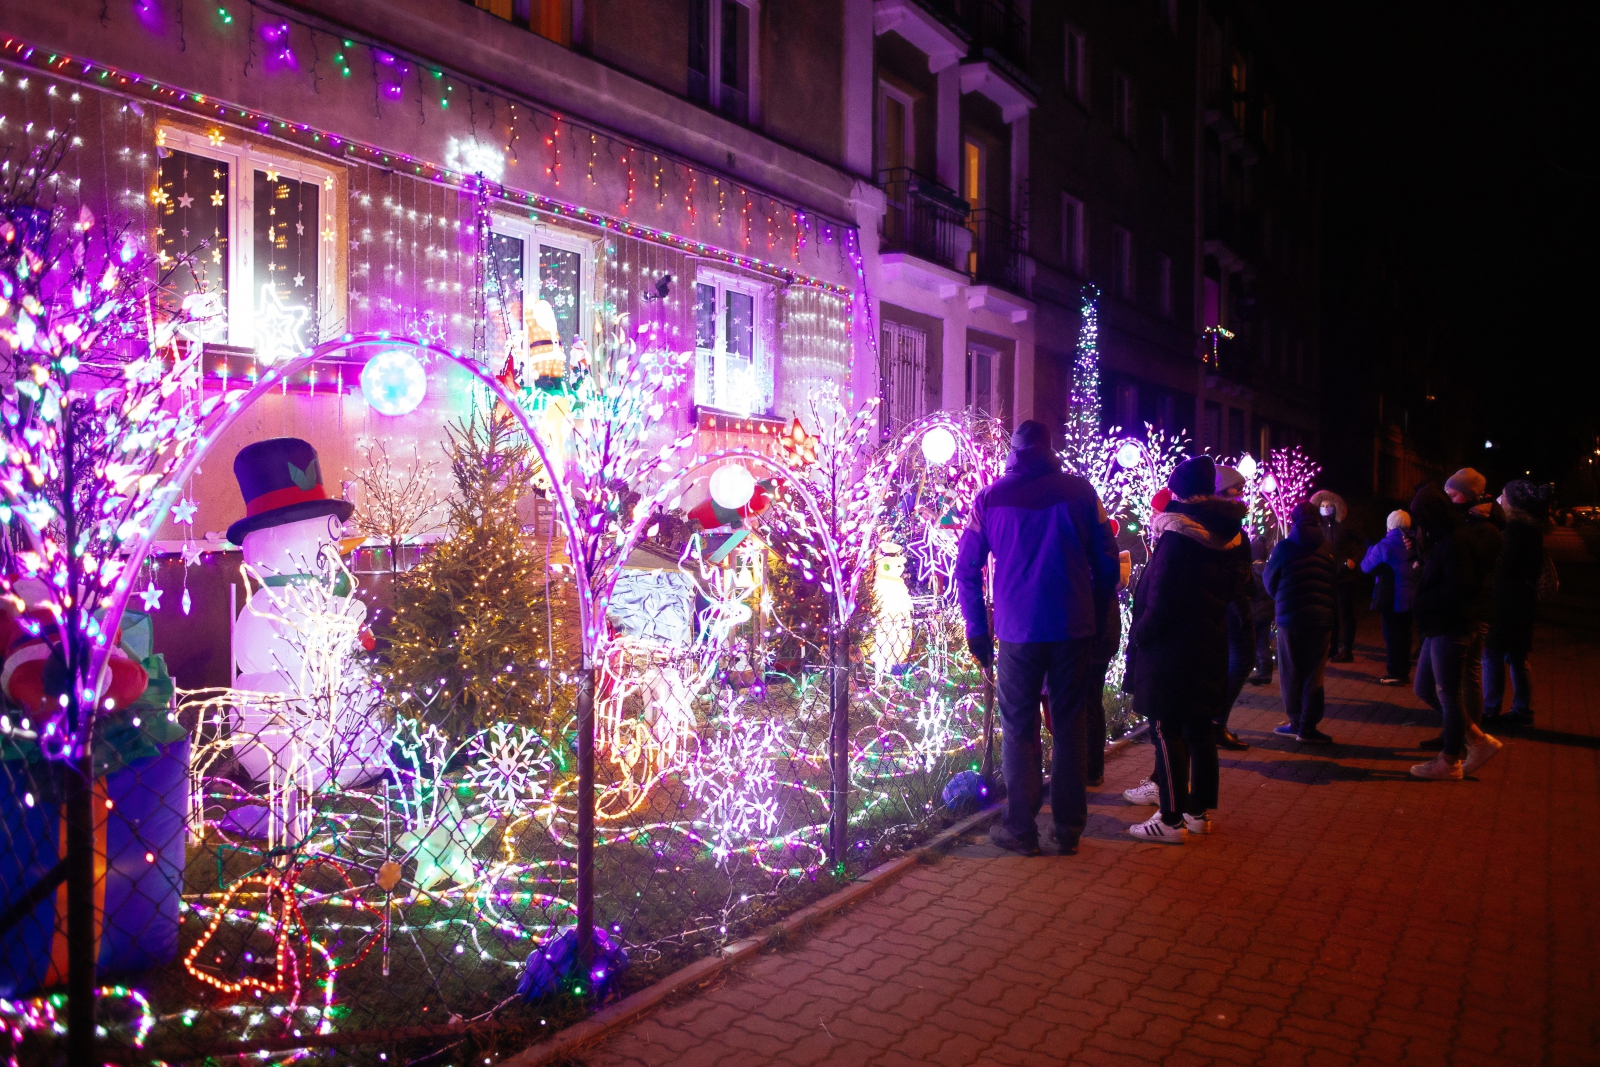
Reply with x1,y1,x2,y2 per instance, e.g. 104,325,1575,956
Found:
1150,717,1219,824
1215,607,1256,729
997,638,1094,846
1416,625,1485,760
1083,654,1114,783
1278,624,1329,732
1331,584,1357,656
1252,615,1275,679
1380,607,1413,681
1482,642,1531,714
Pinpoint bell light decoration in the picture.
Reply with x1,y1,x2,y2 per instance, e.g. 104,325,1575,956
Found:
708,463,757,511
920,426,957,465
360,348,428,417
1115,440,1145,470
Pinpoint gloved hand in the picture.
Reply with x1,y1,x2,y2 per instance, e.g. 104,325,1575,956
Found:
967,632,993,673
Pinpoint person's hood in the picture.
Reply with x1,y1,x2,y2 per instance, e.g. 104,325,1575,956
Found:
1287,519,1326,549
1004,444,1061,479
1310,490,1348,524
1409,482,1460,539
1152,496,1247,551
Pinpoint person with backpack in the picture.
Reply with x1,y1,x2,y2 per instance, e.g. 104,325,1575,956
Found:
1265,502,1338,744
1124,456,1251,844
1408,482,1505,779
1361,510,1419,685
1483,479,1553,727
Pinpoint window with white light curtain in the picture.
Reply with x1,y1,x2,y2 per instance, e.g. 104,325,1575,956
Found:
694,270,773,416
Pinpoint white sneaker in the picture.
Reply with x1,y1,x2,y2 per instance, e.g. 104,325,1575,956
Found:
1409,755,1464,781
1182,812,1213,835
1122,779,1161,805
1127,813,1187,844
1462,734,1504,776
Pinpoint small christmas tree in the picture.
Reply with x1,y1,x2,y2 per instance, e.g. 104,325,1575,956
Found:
381,404,574,738
1059,285,1105,478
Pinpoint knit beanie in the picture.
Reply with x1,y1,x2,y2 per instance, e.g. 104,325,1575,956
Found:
1289,501,1321,527
1168,456,1216,501
1387,509,1411,531
1214,465,1245,495
1009,419,1052,454
1502,479,1550,517
1445,468,1487,499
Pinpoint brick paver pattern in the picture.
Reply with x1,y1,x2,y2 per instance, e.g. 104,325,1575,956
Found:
576,530,1600,1067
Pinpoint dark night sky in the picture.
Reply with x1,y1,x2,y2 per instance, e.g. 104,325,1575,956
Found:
1282,3,1596,492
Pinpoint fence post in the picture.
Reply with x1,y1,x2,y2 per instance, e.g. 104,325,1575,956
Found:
827,623,849,867
575,664,596,976
65,742,97,1062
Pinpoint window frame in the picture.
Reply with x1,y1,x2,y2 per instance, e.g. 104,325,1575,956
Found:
487,214,597,364
693,267,774,417
1112,71,1135,144
877,81,916,175
156,125,340,353
1111,224,1135,301
965,341,1000,418
1064,26,1090,107
689,0,762,124
1061,193,1086,275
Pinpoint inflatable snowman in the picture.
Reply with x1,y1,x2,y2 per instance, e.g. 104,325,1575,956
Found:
225,438,387,803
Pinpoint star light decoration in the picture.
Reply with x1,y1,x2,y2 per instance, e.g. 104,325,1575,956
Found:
253,283,310,366
0,130,212,756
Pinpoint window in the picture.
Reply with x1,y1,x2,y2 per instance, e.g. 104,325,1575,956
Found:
1164,0,1178,32
487,219,592,378
965,343,998,416
877,82,914,175
1112,225,1134,300
880,321,928,437
1112,73,1135,143
1228,51,1248,128
155,129,337,359
694,271,771,415
1061,194,1086,274
689,0,757,122
1156,252,1172,316
1064,26,1089,105
961,140,985,211
1159,110,1173,165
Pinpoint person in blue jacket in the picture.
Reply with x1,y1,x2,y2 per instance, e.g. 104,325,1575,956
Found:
1361,510,1418,685
955,420,1120,856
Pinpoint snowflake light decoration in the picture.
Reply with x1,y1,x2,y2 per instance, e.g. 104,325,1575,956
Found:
463,721,555,816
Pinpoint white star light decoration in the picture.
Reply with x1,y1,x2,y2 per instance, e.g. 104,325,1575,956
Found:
253,284,310,366
171,498,197,524
181,541,205,567
138,580,164,611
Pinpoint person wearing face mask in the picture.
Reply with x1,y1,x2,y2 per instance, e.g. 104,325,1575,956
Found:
1361,510,1419,685
1311,491,1360,663
1264,501,1338,743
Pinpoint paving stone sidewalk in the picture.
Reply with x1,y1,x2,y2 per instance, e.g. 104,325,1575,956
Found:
572,529,1600,1067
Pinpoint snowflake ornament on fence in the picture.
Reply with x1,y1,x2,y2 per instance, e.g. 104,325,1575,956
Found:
463,721,555,817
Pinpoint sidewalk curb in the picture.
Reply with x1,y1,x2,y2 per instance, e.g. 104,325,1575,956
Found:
503,730,1149,1066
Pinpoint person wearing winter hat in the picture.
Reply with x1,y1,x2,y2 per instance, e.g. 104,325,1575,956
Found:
1264,501,1338,743
1408,483,1504,779
1123,455,1251,844
1311,490,1360,662
955,420,1120,856
1483,480,1552,727
1361,509,1419,684
1444,468,1487,504
1211,465,1256,750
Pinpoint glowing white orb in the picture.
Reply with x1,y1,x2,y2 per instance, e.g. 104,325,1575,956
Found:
1237,453,1258,480
920,426,958,465
1260,473,1278,494
1115,441,1144,470
360,349,427,417
709,464,756,511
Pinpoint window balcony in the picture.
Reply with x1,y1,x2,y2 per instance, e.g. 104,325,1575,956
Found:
878,168,970,271
967,208,1029,295
960,0,1034,89
1203,196,1255,271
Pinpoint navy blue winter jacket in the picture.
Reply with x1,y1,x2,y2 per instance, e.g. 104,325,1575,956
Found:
1264,521,1337,629
955,447,1119,644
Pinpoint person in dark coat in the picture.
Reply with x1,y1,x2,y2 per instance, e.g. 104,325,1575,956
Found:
1246,525,1279,685
1082,562,1128,787
1125,456,1250,844
1212,465,1255,750
1408,482,1505,780
955,420,1120,856
1361,509,1419,685
1483,480,1550,727
1264,502,1338,743
1312,490,1360,662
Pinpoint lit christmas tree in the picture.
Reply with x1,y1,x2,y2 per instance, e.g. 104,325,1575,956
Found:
1059,285,1105,478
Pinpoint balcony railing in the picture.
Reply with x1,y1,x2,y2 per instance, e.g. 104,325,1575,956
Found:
878,168,969,270
962,0,1030,79
967,208,1028,292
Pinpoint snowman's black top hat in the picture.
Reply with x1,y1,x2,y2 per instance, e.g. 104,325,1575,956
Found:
226,437,353,545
